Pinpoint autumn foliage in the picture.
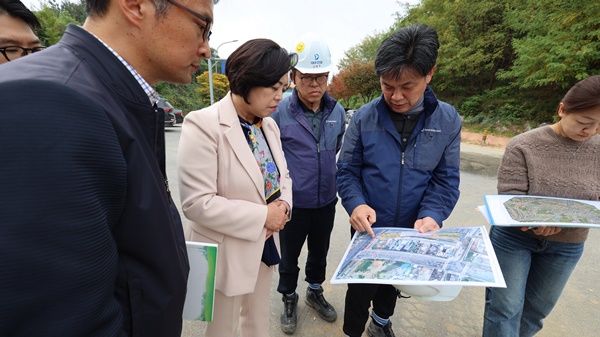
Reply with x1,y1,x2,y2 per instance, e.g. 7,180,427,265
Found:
328,61,379,104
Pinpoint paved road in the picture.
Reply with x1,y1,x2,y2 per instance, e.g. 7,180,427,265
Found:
164,126,600,337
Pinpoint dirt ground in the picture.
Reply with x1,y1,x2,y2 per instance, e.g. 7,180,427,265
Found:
461,130,510,148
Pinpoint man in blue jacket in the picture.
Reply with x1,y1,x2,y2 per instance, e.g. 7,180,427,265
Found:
272,37,346,334
0,0,216,336
337,24,461,337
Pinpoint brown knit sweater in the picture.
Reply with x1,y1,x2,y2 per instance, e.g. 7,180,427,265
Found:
497,126,600,243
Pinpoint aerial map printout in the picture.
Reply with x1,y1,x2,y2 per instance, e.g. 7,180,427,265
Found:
483,195,600,228
331,226,505,288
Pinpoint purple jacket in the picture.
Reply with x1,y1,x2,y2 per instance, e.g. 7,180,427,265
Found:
272,90,346,208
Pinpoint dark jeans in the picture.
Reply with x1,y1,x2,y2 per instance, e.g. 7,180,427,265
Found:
277,199,337,294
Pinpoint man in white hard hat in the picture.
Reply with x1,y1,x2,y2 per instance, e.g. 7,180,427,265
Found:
271,37,346,334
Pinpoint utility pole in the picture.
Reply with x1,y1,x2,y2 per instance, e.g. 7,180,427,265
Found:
209,40,238,105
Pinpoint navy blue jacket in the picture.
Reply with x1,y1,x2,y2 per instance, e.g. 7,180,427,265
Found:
337,87,461,228
0,25,188,337
272,89,346,208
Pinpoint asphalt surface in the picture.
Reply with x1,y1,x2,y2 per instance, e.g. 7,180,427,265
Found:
164,127,600,336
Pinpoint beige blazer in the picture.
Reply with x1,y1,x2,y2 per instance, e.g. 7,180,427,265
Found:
178,93,292,297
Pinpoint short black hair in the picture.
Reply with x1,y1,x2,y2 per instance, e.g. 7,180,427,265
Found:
375,24,439,79
86,0,166,18
0,0,41,30
86,0,219,19
226,38,296,104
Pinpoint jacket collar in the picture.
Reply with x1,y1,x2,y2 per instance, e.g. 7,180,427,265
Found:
289,89,338,116
58,24,150,106
376,86,439,143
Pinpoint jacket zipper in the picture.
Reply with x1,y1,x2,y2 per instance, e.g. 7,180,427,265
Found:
155,105,172,202
393,147,405,226
317,142,321,208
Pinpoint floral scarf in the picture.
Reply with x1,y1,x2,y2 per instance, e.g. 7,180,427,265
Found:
239,117,281,202
239,116,281,266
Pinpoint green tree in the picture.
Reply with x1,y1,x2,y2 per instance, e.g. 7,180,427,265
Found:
500,0,600,89
389,0,600,129
338,33,387,69
196,72,229,105
34,0,86,46
154,79,204,115
398,0,516,97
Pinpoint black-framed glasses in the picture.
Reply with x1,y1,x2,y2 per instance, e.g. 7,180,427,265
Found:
167,0,213,42
299,74,328,85
0,46,45,62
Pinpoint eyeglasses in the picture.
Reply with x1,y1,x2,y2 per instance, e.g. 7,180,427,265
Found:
298,74,328,85
0,46,45,62
167,0,213,42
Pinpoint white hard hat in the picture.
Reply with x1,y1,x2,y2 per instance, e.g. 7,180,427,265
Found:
292,37,332,74
394,285,462,302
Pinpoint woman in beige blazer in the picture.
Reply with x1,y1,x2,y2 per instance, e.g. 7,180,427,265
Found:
178,39,296,337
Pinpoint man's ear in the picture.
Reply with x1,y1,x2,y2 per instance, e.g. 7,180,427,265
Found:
118,0,152,28
290,70,296,84
426,65,436,84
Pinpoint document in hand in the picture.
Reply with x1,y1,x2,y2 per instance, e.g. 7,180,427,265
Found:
482,194,600,228
330,226,506,297
183,241,218,321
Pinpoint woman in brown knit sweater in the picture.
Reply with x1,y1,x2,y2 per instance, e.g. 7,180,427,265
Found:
483,75,600,337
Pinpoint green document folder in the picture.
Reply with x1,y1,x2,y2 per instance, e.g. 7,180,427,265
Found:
182,241,218,321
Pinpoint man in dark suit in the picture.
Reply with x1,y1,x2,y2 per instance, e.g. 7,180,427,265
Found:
0,0,217,336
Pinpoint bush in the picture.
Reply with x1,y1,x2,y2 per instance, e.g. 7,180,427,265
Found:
154,80,206,115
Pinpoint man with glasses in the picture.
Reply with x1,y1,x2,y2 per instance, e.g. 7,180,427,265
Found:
0,0,43,65
0,0,216,336
272,37,346,334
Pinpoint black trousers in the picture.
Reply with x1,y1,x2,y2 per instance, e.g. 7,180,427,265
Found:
343,227,398,336
342,283,398,336
277,199,337,295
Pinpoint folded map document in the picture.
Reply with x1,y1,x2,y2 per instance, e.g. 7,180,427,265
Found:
481,194,600,228
331,226,505,290
183,241,218,321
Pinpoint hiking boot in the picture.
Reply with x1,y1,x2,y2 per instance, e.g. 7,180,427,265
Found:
280,293,298,334
366,320,396,337
305,287,337,322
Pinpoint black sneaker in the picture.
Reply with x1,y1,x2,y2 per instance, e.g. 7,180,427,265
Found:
305,287,337,322
280,293,298,334
366,320,396,337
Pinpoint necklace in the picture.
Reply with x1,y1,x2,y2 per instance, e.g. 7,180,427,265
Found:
550,130,587,156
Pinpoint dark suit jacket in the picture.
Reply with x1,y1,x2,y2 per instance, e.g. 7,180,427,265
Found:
0,24,189,337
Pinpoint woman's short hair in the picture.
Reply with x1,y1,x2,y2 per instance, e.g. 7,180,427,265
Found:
226,38,297,104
